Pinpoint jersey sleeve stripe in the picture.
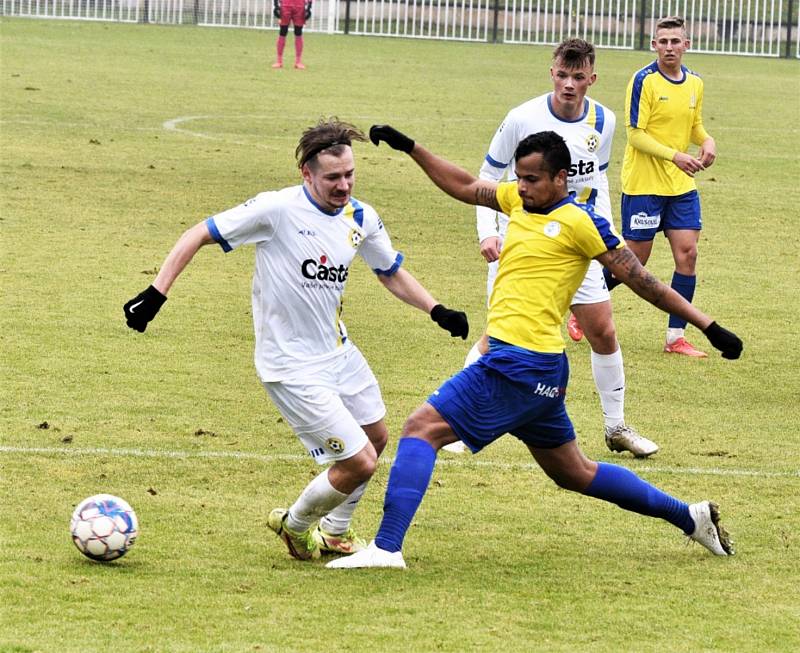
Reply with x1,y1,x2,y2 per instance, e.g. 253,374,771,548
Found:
599,162,609,171
373,252,404,276
595,104,605,134
629,65,653,128
349,199,365,227
205,217,232,252
484,153,508,169
589,211,622,249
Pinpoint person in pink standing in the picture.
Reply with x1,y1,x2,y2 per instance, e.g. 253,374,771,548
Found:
272,0,312,70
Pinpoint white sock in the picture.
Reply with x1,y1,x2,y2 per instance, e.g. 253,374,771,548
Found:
666,327,685,345
319,482,367,534
591,348,625,430
286,468,348,532
463,341,483,368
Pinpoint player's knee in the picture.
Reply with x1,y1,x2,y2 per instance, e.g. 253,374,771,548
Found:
583,320,617,350
347,446,378,483
294,25,303,37
279,24,289,36
681,247,698,270
546,465,594,493
402,407,434,438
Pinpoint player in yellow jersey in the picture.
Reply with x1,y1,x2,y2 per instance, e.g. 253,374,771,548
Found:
607,16,717,357
327,126,742,569
452,38,658,459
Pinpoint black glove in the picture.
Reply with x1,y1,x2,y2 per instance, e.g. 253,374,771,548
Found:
273,0,281,19
304,1,312,19
369,125,415,154
703,321,743,360
431,304,468,340
124,285,167,333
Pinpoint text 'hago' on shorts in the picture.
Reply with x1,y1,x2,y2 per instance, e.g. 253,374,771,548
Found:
262,345,386,465
621,190,701,241
427,340,576,453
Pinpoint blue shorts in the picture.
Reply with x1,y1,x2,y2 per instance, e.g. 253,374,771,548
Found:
621,190,702,241
427,340,575,452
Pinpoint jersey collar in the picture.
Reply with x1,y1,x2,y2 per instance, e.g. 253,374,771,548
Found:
546,94,589,123
303,185,344,216
538,194,575,215
654,61,688,84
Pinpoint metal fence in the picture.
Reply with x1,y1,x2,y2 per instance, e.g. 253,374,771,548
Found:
3,0,799,56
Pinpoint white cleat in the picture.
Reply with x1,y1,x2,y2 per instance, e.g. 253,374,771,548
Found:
688,501,734,556
442,440,467,454
605,424,659,458
325,540,407,569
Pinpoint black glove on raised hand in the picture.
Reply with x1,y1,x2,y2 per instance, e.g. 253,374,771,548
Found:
304,0,312,19
431,304,469,340
703,321,743,360
272,0,281,19
124,285,167,333
369,125,415,154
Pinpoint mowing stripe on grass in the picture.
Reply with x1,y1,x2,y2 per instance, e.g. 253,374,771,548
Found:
1,445,798,479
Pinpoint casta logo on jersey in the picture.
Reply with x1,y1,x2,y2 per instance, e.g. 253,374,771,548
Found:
301,254,349,282
568,160,594,177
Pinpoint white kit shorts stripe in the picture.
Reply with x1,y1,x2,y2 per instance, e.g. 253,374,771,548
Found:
262,346,386,464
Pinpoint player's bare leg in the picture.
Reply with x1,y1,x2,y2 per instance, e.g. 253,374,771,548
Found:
528,440,733,555
571,301,658,457
314,420,388,553
663,229,706,356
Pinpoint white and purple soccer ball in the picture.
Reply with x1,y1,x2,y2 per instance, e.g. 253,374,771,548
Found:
70,494,138,561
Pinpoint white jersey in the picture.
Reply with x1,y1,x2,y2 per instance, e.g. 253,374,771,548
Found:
207,184,402,382
477,93,616,243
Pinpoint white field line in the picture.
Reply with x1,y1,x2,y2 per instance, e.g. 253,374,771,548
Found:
1,445,798,479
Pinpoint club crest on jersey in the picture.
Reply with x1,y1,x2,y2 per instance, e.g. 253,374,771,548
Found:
544,221,561,238
348,228,364,248
326,437,345,453
585,134,599,153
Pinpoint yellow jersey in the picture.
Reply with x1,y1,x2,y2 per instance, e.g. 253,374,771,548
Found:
486,182,623,353
621,62,710,196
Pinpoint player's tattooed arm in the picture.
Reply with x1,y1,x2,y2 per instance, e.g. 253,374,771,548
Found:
598,248,668,307
474,184,502,212
597,247,711,329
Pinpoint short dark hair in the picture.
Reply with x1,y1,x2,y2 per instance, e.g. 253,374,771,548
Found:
514,131,571,177
655,16,686,33
552,38,595,69
296,118,367,169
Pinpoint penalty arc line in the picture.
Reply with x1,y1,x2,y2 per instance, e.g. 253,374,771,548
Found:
1,446,798,479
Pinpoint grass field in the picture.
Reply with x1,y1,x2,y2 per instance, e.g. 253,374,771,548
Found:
2,16,800,653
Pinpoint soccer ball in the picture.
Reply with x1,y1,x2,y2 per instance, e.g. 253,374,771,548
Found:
70,494,139,561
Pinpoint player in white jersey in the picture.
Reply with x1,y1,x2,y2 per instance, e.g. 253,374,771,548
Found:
452,39,658,458
123,118,469,561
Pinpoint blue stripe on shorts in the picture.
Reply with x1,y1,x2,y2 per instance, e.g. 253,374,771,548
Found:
427,342,575,452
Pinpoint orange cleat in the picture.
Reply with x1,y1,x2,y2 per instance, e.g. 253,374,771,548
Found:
294,61,306,70
567,313,584,342
664,337,708,358
271,61,283,69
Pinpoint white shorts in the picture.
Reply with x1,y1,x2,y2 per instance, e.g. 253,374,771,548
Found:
570,259,611,306
262,346,386,465
486,257,610,307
